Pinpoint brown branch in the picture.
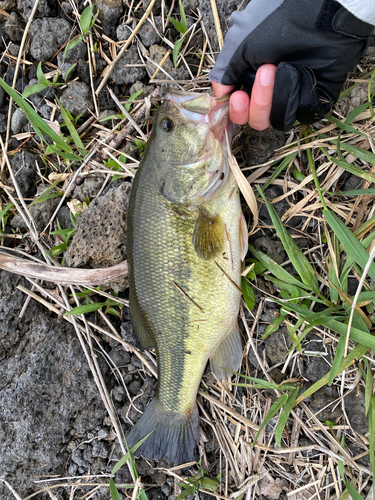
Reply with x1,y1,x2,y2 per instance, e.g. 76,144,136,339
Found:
0,252,128,285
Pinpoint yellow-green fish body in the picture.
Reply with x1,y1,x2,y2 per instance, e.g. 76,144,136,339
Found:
127,90,247,464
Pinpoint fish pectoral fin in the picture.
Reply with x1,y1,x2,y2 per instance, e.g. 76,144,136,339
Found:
127,397,200,464
129,292,155,350
192,207,225,260
239,212,249,261
210,324,243,380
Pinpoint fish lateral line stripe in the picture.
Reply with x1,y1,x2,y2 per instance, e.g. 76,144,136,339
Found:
214,261,242,293
172,281,205,314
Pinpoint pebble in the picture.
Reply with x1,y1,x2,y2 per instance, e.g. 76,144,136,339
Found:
117,23,132,41
59,81,94,118
4,11,24,41
110,45,147,85
29,18,72,62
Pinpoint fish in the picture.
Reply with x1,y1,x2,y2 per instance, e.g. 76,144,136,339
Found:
126,89,248,464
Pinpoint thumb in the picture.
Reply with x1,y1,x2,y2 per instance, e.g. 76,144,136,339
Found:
211,80,235,98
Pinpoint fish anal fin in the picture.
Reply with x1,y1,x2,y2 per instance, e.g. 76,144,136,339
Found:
210,324,243,380
129,292,155,350
193,207,225,260
127,397,200,465
239,213,248,261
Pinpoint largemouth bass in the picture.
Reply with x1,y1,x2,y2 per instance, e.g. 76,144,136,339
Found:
126,90,248,464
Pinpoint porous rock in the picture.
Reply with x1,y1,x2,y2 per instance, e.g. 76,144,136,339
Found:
345,390,368,434
138,17,162,47
29,18,71,62
241,125,285,167
11,184,61,231
73,176,104,201
18,0,52,19
303,336,333,382
64,182,131,291
93,0,123,37
0,113,6,133
8,150,43,198
264,327,293,365
4,12,25,41
253,235,286,265
147,44,174,76
59,81,94,118
110,45,146,85
117,23,132,41
0,270,105,498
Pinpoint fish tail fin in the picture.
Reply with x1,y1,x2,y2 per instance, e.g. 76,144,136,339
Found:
210,323,243,380
126,397,200,465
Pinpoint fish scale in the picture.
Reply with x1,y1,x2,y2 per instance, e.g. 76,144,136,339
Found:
126,90,246,464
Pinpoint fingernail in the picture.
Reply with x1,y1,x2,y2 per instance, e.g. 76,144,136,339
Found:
231,95,247,112
259,67,274,86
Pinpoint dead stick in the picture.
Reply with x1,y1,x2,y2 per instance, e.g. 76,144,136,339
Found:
0,252,128,285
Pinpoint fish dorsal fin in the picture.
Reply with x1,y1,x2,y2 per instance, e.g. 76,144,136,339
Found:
192,207,225,260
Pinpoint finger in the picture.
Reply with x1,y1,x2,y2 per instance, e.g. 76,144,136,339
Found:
229,91,250,125
248,64,277,131
211,80,235,98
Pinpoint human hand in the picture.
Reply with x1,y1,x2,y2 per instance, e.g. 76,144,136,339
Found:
211,64,277,131
210,0,374,131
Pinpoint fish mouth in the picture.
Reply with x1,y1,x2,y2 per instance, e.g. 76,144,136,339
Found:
165,90,232,203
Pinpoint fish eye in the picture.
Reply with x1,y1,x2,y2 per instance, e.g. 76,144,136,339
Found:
160,118,174,133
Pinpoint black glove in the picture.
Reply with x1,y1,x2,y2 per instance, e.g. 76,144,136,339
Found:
210,0,374,131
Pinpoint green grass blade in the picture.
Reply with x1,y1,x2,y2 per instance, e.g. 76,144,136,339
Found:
331,188,375,196
257,186,319,294
325,115,367,137
241,277,255,310
346,100,372,123
22,83,49,99
369,397,375,492
275,387,299,446
36,61,48,85
111,432,153,475
57,97,86,152
172,36,185,67
167,16,187,34
249,246,313,293
363,358,373,416
253,394,288,446
328,330,346,385
80,5,93,33
324,208,375,282
326,154,375,184
179,0,187,31
262,313,285,339
0,77,73,152
109,478,122,500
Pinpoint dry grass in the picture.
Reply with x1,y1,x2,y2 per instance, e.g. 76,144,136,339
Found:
0,0,375,499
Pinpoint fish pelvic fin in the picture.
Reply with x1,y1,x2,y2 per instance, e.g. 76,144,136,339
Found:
210,324,243,380
126,397,200,465
192,207,225,260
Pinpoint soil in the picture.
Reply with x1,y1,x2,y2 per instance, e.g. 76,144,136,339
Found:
0,1,374,499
